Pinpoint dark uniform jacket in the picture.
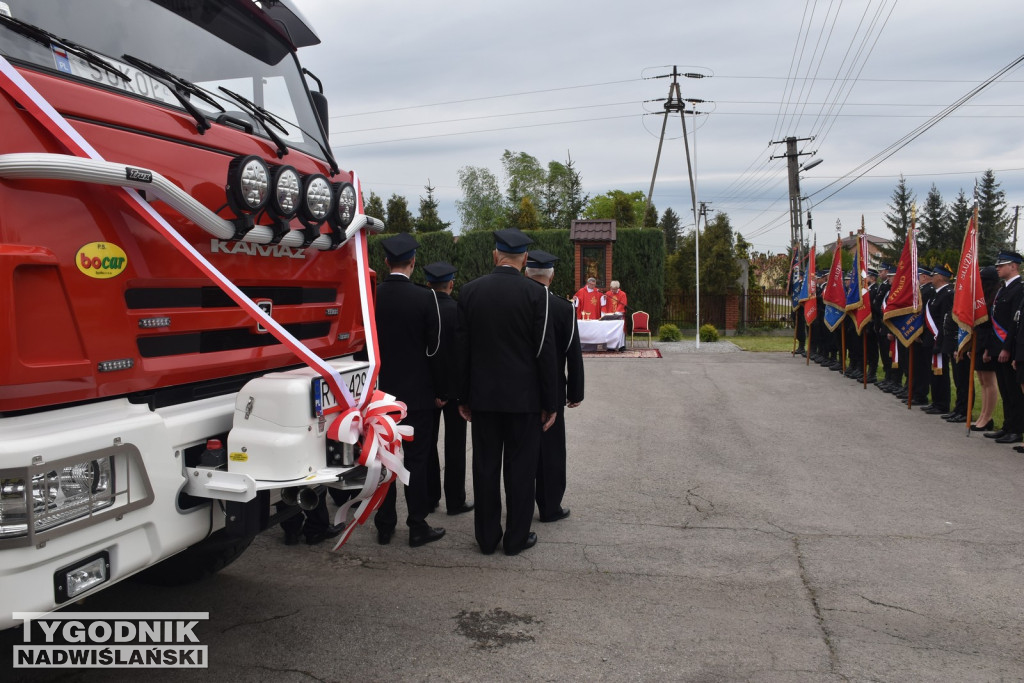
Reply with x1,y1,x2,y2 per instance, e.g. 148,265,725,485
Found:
434,290,460,401
457,266,557,413
375,274,445,412
988,276,1023,358
926,284,954,351
547,289,584,406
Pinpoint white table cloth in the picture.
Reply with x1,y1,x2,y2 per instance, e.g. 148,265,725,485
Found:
577,319,625,350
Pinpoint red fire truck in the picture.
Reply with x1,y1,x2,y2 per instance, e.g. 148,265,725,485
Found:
0,0,380,626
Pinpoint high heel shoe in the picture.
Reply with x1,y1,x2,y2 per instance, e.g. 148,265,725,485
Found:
970,419,995,432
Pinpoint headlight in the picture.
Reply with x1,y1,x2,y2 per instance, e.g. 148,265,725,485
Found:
226,155,269,214
0,458,114,538
269,165,301,219
333,182,357,231
300,174,333,226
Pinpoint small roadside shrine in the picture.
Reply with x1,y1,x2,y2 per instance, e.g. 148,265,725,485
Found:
569,219,616,289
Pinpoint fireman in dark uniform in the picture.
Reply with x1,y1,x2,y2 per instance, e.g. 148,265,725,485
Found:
922,264,954,414
374,233,447,547
457,229,558,556
423,261,473,516
524,250,584,523
985,251,1024,443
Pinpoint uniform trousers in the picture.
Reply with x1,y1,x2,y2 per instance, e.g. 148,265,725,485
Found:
471,410,540,554
429,401,468,511
877,328,893,377
535,407,567,520
929,351,951,411
994,361,1024,433
374,408,434,534
951,354,970,416
863,328,879,373
913,343,932,402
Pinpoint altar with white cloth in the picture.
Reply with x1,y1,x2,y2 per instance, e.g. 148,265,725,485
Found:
577,319,626,351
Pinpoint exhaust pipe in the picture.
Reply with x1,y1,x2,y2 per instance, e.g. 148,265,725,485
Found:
296,486,321,511
281,486,300,507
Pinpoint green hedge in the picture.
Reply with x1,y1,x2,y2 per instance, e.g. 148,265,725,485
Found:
366,228,664,327
613,229,666,329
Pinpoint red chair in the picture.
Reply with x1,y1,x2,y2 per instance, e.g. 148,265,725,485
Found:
631,311,651,348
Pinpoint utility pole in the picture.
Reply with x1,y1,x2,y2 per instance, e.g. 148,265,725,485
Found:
1013,205,1021,251
770,136,816,246
643,65,708,345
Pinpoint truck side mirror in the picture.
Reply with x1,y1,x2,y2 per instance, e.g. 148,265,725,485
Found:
310,91,328,137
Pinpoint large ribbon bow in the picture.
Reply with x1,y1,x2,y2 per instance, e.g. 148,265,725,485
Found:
328,390,413,550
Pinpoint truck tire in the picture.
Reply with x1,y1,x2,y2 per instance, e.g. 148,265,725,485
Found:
134,530,254,586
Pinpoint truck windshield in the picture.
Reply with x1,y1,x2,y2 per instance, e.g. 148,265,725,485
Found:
0,0,329,160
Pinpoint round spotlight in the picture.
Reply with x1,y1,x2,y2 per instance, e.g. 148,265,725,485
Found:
226,155,269,214
269,165,301,219
300,174,333,225
333,182,356,230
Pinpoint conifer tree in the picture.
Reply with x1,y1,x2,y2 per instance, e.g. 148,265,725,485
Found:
976,169,1010,261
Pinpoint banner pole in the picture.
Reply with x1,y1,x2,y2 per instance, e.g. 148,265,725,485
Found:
792,311,799,356
841,325,847,374
966,335,978,436
908,343,914,410
806,324,812,366
863,331,868,389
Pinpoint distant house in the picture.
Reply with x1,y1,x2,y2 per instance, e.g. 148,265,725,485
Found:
819,232,890,266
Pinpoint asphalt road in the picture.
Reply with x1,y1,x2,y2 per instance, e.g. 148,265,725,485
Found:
5,342,1024,682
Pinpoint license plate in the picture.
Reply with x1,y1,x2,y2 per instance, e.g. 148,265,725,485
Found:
311,369,368,417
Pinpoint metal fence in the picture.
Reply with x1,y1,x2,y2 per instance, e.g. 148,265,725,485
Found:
662,293,728,330
662,288,794,331
740,287,794,330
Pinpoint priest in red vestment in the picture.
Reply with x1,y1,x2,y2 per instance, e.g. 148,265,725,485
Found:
602,281,627,316
573,277,603,320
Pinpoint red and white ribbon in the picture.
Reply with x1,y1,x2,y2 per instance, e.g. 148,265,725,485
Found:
0,55,407,548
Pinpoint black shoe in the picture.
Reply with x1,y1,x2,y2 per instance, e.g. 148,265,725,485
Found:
504,532,538,556
409,526,445,547
1013,445,1024,453
284,530,303,546
943,412,965,422
830,363,842,371
377,528,393,545
864,375,877,384
925,406,948,415
305,525,343,545
540,507,571,523
971,420,995,432
851,370,863,380
995,433,1022,444
919,404,935,411
984,430,1006,439
447,502,474,516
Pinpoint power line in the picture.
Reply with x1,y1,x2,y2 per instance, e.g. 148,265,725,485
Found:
330,78,642,119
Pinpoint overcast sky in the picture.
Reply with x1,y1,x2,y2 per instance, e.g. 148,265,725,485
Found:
293,0,1024,255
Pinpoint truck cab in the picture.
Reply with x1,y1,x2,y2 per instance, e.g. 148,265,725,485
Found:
0,0,376,626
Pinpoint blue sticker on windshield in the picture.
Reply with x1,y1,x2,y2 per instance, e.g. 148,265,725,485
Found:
51,44,71,74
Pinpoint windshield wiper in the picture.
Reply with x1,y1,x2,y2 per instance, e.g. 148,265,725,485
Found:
0,14,129,84
121,54,224,134
217,86,290,159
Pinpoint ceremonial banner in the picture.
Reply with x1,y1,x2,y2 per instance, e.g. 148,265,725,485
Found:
851,232,873,333
822,239,847,332
951,205,988,353
787,245,802,310
801,242,818,324
883,225,923,346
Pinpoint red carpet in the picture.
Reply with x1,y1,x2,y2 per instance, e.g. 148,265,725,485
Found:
582,349,662,359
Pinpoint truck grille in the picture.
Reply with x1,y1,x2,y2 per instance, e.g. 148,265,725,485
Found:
128,286,335,358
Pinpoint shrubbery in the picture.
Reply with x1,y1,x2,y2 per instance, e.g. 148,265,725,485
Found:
658,323,682,342
699,324,720,342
